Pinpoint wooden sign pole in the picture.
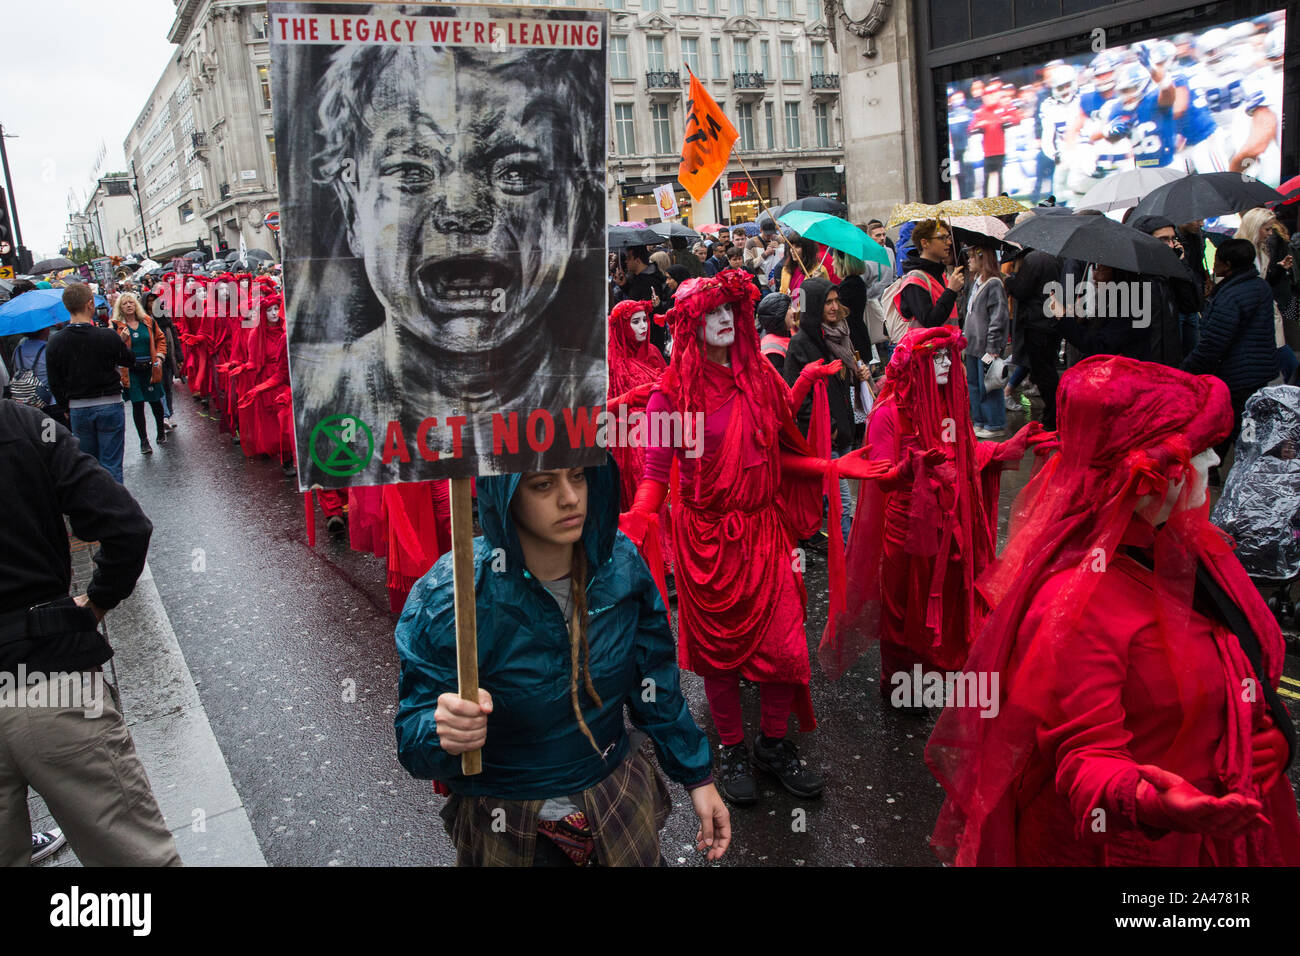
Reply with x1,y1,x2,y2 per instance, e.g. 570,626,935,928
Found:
449,476,482,776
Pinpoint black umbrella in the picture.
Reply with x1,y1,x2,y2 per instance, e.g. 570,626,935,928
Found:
1003,214,1194,280
28,256,76,275
183,250,208,261
650,221,701,241
608,225,663,249
1130,172,1283,224
222,249,241,262
244,249,274,261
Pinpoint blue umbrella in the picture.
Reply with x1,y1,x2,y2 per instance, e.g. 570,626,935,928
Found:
0,289,72,336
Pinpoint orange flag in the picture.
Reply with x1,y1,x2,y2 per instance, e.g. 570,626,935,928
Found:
678,70,739,203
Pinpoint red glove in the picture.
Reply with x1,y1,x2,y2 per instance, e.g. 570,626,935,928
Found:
990,421,1046,463
619,479,667,549
790,358,844,411
1251,720,1289,790
608,381,656,413
833,446,893,482
876,447,946,492
801,358,842,380
1135,764,1269,836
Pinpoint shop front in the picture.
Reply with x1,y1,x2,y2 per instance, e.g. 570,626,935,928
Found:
726,175,775,223
795,167,848,205
620,180,696,227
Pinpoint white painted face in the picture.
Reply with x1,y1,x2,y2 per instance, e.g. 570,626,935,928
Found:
933,350,952,385
701,303,735,348
628,310,649,343
1186,447,1221,509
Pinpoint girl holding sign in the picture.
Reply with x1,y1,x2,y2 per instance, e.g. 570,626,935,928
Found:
394,460,729,866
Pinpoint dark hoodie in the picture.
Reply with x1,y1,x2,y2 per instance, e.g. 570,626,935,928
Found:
757,292,792,372
782,278,854,449
898,254,959,329
394,459,710,798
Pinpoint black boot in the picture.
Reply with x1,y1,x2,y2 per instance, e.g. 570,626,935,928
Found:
752,734,824,798
140,440,153,455
714,742,758,806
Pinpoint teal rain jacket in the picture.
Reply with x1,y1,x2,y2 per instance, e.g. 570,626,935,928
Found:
395,460,711,799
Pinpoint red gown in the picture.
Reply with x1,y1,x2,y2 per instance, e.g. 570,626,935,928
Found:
822,326,1025,680
637,271,829,730
927,355,1300,866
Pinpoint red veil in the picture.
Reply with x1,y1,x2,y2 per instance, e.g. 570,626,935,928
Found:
925,356,1297,865
820,325,1003,679
607,299,665,508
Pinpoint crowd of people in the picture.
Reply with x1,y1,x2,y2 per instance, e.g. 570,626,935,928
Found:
6,185,1300,868
390,195,1300,867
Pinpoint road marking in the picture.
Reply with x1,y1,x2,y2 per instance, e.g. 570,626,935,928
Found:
1279,686,1300,702
1279,675,1300,688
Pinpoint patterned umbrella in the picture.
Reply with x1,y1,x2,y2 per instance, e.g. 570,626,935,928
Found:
886,196,1027,228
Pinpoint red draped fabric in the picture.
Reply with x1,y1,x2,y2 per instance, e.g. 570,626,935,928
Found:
821,326,1006,680
382,481,452,613
926,355,1300,866
606,299,665,509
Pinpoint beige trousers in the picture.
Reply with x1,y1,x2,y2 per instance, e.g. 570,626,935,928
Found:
0,672,181,866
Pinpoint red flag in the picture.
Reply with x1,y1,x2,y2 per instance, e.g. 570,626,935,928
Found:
678,70,739,203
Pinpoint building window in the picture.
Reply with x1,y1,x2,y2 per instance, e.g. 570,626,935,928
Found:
614,103,637,155
780,40,797,81
646,36,666,72
645,0,660,11
711,38,723,76
651,103,674,153
257,65,271,110
784,102,800,148
681,0,695,10
755,0,766,14
610,36,629,78
733,38,750,73
737,102,755,151
760,39,770,77
267,135,277,184
682,37,701,77
811,41,825,76
609,0,625,8
708,0,717,11
250,11,268,39
814,102,829,147
765,101,776,147
778,0,792,17
179,201,194,224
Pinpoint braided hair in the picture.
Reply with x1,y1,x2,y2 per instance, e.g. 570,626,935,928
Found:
567,542,603,756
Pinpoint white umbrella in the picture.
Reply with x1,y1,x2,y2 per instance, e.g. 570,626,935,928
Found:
1077,167,1187,213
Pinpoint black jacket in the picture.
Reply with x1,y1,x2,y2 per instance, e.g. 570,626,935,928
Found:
897,255,958,328
782,278,854,450
0,401,152,667
1183,266,1279,391
45,322,135,407
1005,250,1064,333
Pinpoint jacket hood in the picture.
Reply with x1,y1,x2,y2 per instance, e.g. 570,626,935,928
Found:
476,457,622,579
756,292,792,336
797,277,834,349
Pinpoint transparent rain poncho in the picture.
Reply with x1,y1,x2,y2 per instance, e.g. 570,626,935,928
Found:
1212,386,1300,582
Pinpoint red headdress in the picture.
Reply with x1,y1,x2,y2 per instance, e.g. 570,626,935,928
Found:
658,268,786,434
924,356,1286,865
607,299,664,399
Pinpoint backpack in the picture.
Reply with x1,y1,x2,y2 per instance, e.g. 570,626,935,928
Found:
881,270,947,344
10,342,49,409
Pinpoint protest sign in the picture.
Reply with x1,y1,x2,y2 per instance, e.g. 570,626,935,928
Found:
270,1,609,488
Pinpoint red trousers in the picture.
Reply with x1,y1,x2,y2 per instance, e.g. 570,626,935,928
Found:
702,675,796,745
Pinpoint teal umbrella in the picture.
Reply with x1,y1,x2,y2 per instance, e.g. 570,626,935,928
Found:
776,210,890,267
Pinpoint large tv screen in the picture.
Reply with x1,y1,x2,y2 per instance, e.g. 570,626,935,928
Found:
944,10,1286,207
